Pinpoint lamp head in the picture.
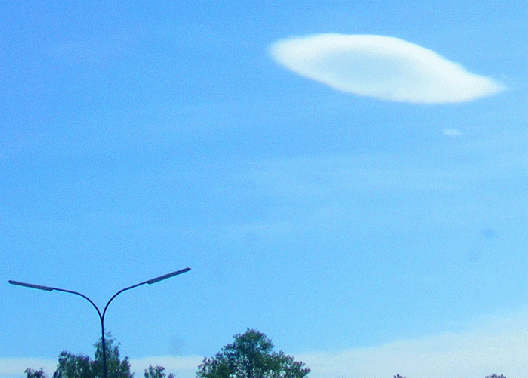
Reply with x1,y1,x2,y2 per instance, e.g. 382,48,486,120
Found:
8,280,54,292
146,267,191,284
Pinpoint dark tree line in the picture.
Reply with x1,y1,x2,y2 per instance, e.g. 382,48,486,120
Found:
25,329,309,378
24,330,503,378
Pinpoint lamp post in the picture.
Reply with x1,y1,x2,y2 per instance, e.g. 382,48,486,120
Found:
9,267,191,378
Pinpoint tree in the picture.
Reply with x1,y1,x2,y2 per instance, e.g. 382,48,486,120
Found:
52,334,133,378
197,329,310,378
25,369,47,378
26,334,134,378
53,352,94,378
143,365,174,378
92,336,134,378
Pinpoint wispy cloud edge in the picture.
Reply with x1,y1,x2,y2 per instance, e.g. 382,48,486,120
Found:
298,308,528,378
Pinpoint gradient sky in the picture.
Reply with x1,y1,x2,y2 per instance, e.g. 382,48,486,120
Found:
1,1,527,378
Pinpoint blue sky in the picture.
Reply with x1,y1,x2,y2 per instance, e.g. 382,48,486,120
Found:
1,1,526,377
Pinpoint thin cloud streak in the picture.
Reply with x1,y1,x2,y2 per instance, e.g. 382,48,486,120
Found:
442,128,462,136
270,34,505,104
0,358,57,377
299,308,528,378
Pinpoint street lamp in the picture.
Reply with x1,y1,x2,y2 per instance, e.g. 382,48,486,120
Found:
9,267,191,378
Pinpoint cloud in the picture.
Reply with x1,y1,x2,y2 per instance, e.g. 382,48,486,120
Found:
442,128,462,136
1,309,527,378
270,34,505,104
0,358,57,378
298,307,528,378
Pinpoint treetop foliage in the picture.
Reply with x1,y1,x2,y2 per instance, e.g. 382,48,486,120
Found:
143,365,174,378
53,334,133,378
24,334,177,378
197,328,310,378
25,334,133,378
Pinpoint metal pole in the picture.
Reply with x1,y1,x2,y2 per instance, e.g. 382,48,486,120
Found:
9,267,191,378
101,316,107,378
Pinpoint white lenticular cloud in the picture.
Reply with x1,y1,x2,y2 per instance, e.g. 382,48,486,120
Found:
269,34,504,104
